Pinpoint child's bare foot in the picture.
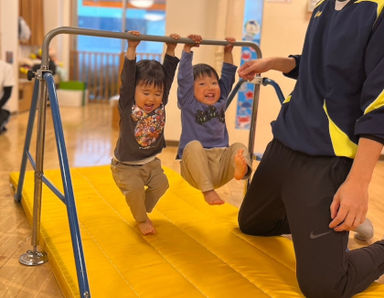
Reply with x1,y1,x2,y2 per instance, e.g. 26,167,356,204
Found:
203,190,225,205
234,149,248,180
137,219,156,235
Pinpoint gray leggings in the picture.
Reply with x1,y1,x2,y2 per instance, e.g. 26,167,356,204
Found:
238,139,384,298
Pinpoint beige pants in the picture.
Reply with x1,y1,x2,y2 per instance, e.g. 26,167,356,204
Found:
110,158,168,222
180,140,251,192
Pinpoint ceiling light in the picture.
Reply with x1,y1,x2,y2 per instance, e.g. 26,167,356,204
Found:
129,0,155,8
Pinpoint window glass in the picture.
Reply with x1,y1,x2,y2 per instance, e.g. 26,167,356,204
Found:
72,1,166,100
77,0,166,55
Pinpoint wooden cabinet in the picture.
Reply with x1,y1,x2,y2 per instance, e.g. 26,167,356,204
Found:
18,79,34,113
19,0,44,47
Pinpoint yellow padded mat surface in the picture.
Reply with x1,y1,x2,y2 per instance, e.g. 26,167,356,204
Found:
10,166,384,297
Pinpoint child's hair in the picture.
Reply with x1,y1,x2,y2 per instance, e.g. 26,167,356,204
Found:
193,63,219,81
136,59,166,90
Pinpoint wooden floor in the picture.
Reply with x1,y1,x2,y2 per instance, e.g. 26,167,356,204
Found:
0,103,383,297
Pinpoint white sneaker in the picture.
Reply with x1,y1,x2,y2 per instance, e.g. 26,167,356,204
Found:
354,218,374,241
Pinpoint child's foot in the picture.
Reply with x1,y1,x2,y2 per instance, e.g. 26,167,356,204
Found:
137,219,156,235
203,190,225,205
234,149,248,180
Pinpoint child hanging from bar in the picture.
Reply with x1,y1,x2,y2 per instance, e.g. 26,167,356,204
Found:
111,31,180,235
176,34,252,205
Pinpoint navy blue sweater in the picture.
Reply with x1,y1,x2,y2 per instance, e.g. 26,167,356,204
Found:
272,0,384,158
176,51,237,159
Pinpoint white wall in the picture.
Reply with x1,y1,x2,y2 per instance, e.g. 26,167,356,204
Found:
44,0,71,79
0,0,19,112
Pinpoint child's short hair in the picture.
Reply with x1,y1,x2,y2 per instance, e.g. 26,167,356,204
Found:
136,59,166,90
193,63,219,81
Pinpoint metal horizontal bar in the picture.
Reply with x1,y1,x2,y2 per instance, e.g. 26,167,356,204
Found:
42,26,261,67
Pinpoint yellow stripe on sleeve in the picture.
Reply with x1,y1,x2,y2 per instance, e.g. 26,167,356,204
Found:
364,89,384,115
323,101,358,158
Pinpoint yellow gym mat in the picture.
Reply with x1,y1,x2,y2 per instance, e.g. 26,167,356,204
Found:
9,166,384,297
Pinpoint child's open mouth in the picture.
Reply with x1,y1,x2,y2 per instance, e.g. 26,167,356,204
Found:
143,104,154,113
205,94,216,100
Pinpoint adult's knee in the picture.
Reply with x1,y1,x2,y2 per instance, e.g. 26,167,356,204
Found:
238,211,264,236
298,272,345,298
238,219,255,235
238,209,290,236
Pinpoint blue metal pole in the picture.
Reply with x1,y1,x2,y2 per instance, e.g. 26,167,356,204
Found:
226,79,247,110
262,78,285,104
15,79,40,202
24,151,66,203
45,74,90,297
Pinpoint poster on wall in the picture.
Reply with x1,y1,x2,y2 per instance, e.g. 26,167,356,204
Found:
235,0,264,129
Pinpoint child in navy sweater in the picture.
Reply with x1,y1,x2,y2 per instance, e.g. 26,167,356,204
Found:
177,34,251,205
